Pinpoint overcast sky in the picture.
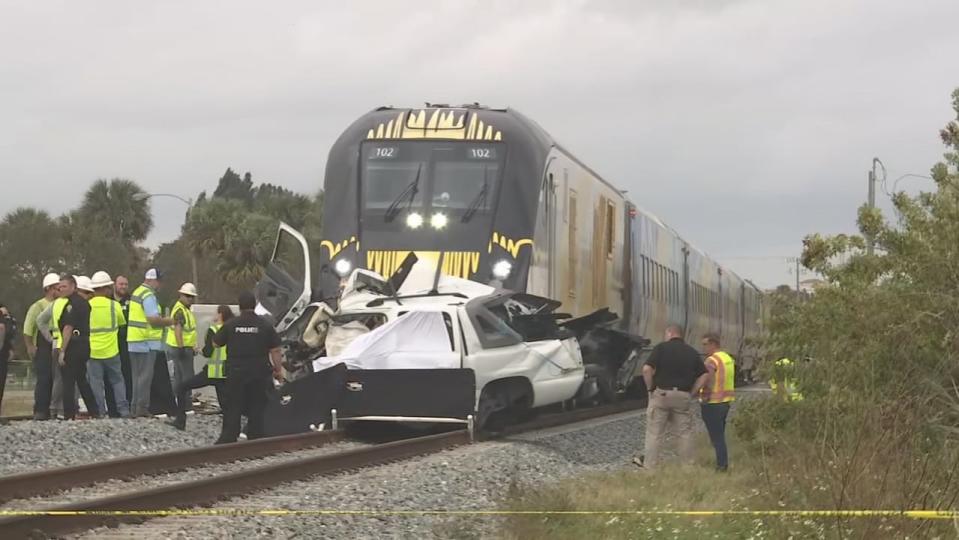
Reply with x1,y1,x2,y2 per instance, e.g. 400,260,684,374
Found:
2,0,957,288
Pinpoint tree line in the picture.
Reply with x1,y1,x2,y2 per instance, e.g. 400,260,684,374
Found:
0,168,323,355
730,87,959,537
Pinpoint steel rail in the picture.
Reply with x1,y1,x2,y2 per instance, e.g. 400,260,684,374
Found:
493,398,647,439
0,429,345,504
0,430,470,538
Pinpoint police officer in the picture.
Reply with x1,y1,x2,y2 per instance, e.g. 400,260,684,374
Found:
637,324,709,469
213,291,283,444
57,275,100,420
0,303,17,413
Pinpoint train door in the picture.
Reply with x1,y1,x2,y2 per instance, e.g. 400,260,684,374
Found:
527,161,557,299
591,196,611,310
547,169,558,299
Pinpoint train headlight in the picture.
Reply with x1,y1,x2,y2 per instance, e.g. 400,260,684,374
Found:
430,212,448,230
406,212,424,229
334,259,353,277
492,259,512,280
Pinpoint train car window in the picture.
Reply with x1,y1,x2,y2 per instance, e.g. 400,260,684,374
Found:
641,256,648,298
656,264,662,301
672,272,678,305
647,258,652,298
665,268,670,304
655,264,660,301
660,265,666,302
605,200,615,259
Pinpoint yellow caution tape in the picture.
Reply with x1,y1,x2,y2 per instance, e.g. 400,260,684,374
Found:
0,510,957,519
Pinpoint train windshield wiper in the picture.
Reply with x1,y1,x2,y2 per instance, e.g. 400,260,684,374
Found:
461,168,490,223
383,164,422,223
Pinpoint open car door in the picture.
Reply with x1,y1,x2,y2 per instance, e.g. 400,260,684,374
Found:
255,222,312,333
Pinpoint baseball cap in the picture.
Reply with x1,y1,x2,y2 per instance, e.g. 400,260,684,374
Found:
144,268,163,280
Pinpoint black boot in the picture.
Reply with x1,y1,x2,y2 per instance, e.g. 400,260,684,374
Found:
166,412,186,430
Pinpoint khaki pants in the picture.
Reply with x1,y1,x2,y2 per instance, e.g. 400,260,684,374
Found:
643,389,695,469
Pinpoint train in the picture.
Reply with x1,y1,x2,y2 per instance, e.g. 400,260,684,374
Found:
313,104,763,367
256,103,763,433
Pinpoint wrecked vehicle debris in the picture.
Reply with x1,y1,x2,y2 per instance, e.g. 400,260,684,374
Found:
256,222,650,434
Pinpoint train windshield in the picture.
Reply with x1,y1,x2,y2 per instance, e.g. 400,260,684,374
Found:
361,141,504,218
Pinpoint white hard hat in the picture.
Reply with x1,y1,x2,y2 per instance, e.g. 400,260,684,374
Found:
90,271,113,289
77,276,95,293
178,283,198,297
42,273,60,290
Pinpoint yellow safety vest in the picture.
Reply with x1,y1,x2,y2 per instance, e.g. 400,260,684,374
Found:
206,324,227,379
89,296,126,360
770,358,803,401
128,284,162,343
703,351,736,404
164,301,197,348
50,297,68,349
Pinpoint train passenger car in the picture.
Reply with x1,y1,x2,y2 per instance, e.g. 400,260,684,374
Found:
314,104,762,382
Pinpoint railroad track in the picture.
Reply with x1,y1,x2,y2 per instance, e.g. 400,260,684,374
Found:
0,399,646,538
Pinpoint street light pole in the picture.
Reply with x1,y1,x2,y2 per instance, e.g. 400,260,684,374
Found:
138,193,199,290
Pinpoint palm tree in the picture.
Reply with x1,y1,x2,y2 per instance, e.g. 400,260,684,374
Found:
79,178,153,244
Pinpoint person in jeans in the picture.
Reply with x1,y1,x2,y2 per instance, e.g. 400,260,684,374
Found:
127,268,174,418
164,283,199,430
699,333,736,472
36,280,75,418
167,305,234,431
86,271,129,418
103,275,132,417
57,275,99,420
23,273,60,420
636,324,709,469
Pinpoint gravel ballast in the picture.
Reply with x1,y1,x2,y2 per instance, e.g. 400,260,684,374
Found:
77,410,653,539
0,415,223,477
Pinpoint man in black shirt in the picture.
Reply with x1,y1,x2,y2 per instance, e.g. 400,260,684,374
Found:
57,275,100,420
0,304,16,413
636,324,708,469
213,291,283,444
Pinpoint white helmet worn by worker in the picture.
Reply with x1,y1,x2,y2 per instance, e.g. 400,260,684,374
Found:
76,276,95,293
178,283,198,297
90,271,113,289
42,272,60,290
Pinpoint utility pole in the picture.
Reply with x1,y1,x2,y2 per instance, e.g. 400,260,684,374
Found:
787,256,802,299
138,193,199,291
795,257,800,298
866,157,884,255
